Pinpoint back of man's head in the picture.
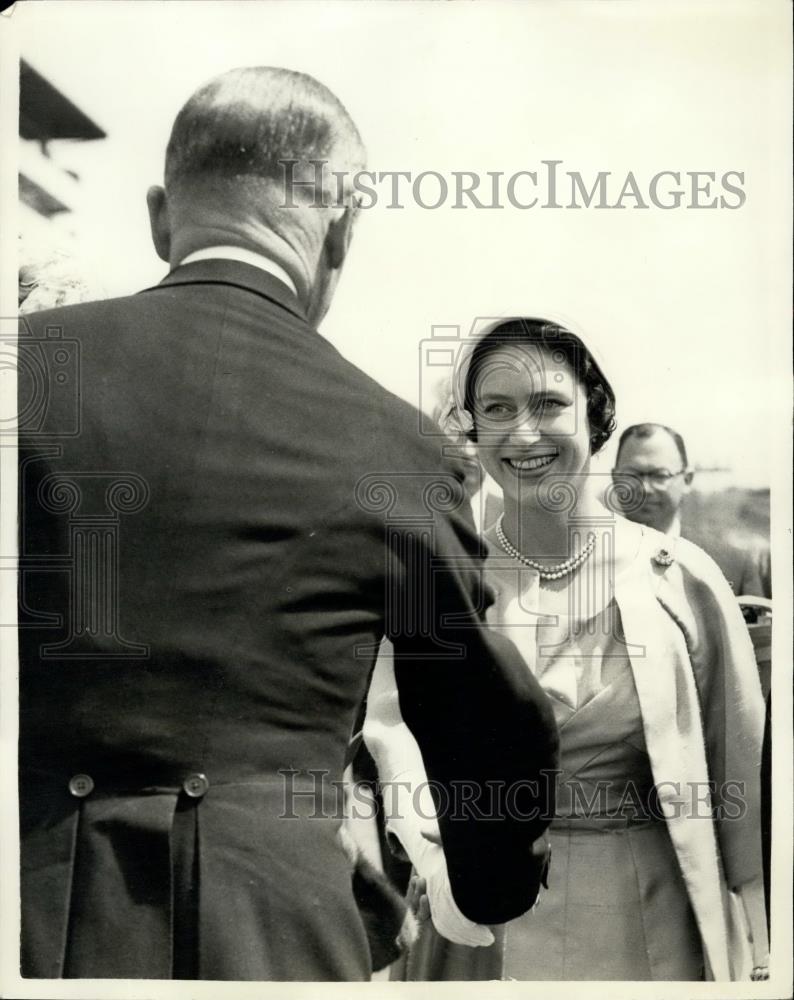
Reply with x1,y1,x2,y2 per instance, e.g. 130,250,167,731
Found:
148,67,366,324
165,66,365,204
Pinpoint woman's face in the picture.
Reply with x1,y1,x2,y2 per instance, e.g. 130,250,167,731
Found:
470,342,592,506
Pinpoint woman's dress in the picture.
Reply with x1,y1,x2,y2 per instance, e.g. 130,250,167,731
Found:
501,599,703,980
395,568,705,980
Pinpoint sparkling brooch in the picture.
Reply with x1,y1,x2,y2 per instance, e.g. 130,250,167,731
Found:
653,548,675,567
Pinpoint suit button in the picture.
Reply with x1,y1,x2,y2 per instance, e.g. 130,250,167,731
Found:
183,773,209,798
68,773,94,798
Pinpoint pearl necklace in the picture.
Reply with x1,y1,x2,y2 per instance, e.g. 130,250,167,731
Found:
495,515,596,580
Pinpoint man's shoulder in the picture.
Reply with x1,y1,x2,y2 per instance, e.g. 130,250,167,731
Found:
680,527,764,594
324,355,447,469
19,291,147,331
20,291,449,473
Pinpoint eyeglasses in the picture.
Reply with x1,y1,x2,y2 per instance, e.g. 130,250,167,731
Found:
613,468,687,489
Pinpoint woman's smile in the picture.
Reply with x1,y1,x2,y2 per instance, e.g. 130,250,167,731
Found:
503,450,559,474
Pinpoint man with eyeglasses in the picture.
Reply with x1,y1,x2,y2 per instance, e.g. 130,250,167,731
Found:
611,422,767,597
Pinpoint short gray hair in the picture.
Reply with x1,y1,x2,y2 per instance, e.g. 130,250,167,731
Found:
164,66,365,201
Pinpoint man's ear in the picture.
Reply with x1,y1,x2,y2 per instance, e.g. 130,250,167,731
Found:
324,204,357,271
683,469,694,488
146,186,171,263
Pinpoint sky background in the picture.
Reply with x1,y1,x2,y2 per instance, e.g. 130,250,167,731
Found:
2,11,791,993
8,0,793,489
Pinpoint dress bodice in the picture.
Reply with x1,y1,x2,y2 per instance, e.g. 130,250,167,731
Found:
483,552,657,826
536,601,657,825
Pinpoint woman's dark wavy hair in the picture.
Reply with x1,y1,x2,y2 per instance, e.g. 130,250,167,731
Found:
463,318,617,454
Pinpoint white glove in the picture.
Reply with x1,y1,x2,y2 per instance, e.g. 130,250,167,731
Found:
412,830,494,947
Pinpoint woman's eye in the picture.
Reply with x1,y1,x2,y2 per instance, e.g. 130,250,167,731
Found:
541,398,567,411
483,403,512,417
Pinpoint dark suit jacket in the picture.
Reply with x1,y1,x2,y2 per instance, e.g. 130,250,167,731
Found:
18,259,558,980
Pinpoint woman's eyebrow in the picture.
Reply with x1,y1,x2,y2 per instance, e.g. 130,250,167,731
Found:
523,387,573,401
478,391,515,402
478,389,573,410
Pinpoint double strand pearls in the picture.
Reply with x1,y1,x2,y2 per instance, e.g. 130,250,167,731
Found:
495,514,596,580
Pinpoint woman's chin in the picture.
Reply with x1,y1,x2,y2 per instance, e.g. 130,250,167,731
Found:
501,479,556,510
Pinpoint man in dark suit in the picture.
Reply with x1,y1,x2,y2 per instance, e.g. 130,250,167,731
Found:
17,66,558,981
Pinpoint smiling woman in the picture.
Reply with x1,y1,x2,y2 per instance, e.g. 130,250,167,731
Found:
459,319,616,569
365,315,768,982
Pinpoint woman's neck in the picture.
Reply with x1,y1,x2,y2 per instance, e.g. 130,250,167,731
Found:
501,490,607,563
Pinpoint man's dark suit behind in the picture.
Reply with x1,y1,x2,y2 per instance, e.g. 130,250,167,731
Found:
18,259,558,979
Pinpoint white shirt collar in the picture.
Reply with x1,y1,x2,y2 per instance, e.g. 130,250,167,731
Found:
177,246,298,297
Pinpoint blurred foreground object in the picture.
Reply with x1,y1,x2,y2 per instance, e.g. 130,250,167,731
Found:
19,239,103,312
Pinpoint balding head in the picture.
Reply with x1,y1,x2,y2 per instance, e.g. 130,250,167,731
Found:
147,67,366,324
164,66,365,197
615,422,688,469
